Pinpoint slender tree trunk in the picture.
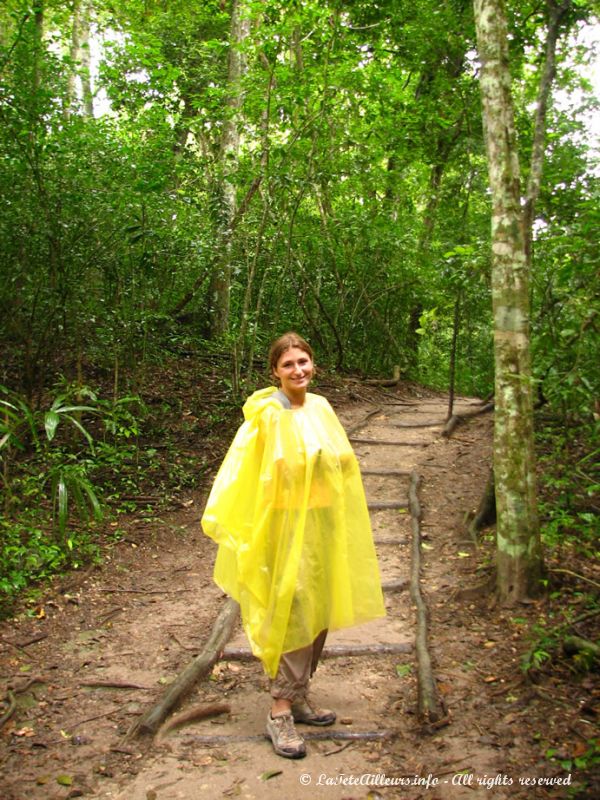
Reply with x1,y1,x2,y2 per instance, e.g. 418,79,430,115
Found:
523,0,572,266
66,0,93,117
473,0,544,602
79,0,93,118
66,0,81,111
447,292,461,421
207,0,250,338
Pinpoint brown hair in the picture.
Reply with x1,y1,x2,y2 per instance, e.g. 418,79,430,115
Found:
268,332,314,376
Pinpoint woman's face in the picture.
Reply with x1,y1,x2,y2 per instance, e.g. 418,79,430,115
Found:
272,346,314,396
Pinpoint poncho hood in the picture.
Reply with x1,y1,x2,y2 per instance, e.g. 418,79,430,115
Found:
242,386,282,422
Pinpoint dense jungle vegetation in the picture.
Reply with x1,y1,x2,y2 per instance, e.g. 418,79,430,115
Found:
0,1,598,614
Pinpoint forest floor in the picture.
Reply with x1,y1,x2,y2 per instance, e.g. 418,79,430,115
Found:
1,378,598,800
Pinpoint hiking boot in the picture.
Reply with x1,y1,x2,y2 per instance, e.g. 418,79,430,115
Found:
291,697,336,726
266,712,306,759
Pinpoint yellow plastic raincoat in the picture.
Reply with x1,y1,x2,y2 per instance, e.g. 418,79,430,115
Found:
201,387,385,678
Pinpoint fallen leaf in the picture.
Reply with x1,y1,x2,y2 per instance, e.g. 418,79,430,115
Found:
56,775,73,786
484,675,498,683
572,741,588,757
14,727,35,737
260,769,283,781
396,663,412,678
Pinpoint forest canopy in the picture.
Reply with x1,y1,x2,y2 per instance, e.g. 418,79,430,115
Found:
0,0,598,602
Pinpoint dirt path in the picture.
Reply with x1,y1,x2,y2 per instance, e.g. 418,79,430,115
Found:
0,391,575,799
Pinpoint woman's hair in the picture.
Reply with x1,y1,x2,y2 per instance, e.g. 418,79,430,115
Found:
268,332,314,375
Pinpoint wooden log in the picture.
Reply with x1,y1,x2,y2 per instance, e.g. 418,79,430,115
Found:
368,499,409,510
361,468,412,477
80,680,154,690
183,730,393,745
381,401,420,407
441,402,494,438
382,579,410,593
127,598,240,739
408,471,445,724
220,641,413,662
392,421,444,429
364,365,401,387
345,406,383,436
350,437,428,447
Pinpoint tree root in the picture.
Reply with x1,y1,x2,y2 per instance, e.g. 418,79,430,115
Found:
182,730,393,745
0,691,16,729
126,598,239,740
368,499,409,510
345,406,383,435
467,468,496,541
350,437,428,447
364,365,401,387
220,641,412,662
409,471,445,725
155,703,231,741
442,402,494,438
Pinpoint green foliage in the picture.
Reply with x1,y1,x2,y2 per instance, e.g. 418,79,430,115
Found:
0,382,151,608
0,0,598,603
545,738,600,774
537,421,600,558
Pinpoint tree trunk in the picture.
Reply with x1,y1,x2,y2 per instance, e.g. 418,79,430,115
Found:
523,1,572,267
473,0,544,601
66,0,93,117
207,0,250,338
447,292,461,421
79,0,93,118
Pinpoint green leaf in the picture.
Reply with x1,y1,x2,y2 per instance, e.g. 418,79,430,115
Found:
63,414,95,450
260,770,283,781
395,663,412,678
57,475,68,537
56,775,73,786
45,411,60,441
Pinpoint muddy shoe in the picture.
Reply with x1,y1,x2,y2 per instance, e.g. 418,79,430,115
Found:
266,712,306,758
291,697,336,726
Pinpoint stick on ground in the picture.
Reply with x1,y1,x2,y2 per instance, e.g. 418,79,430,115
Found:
127,598,240,739
409,471,446,725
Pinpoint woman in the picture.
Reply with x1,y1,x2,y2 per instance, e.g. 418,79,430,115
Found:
201,332,385,758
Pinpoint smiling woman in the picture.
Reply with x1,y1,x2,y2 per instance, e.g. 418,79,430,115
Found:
201,332,385,759
268,332,315,407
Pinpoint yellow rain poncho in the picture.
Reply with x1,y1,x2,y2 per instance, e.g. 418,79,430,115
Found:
201,387,385,678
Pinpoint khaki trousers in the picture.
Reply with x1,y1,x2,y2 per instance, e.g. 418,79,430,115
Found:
269,629,328,701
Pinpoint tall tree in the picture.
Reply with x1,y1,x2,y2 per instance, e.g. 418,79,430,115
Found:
207,0,251,338
473,0,544,601
67,0,94,118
